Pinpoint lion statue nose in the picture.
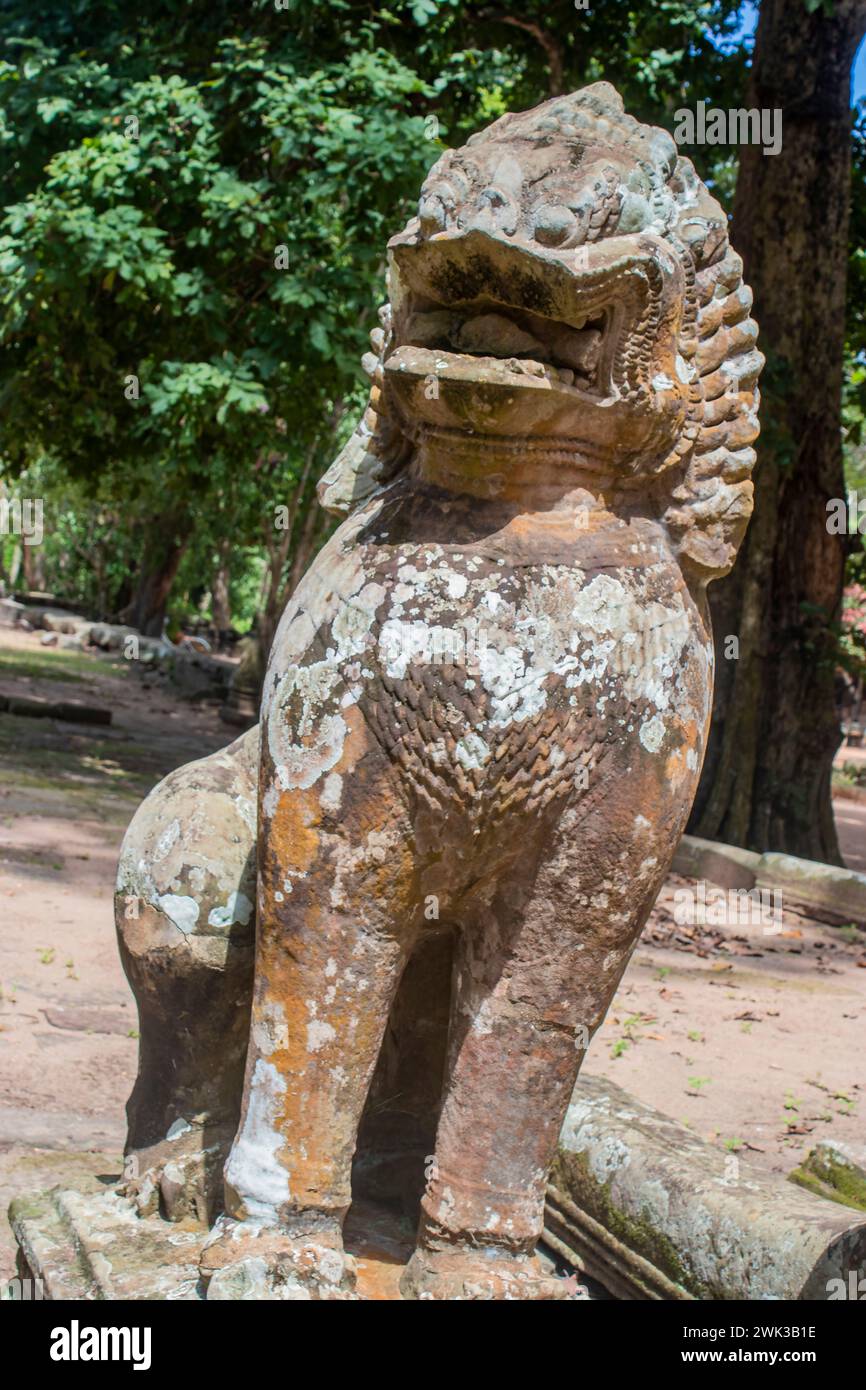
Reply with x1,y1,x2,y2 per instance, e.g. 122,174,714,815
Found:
466,185,519,236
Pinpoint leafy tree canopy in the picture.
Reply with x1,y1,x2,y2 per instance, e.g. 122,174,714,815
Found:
0,0,749,624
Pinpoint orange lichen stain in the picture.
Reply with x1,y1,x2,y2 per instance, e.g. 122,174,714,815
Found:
353,1256,406,1300
340,706,371,774
664,746,688,783
663,714,702,786
269,786,322,876
258,893,399,1203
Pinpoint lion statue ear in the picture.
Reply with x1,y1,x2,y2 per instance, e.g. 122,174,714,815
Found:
317,299,409,517
316,412,388,517
662,156,763,581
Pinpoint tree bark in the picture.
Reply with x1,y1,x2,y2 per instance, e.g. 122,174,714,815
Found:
120,514,189,637
211,538,232,638
479,12,565,96
691,0,866,863
21,534,46,592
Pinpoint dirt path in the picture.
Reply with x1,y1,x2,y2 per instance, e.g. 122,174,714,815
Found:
833,795,866,873
0,628,233,1280
583,878,865,1171
1,628,864,1284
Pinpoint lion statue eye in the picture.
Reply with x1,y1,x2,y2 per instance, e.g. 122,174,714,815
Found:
533,203,580,248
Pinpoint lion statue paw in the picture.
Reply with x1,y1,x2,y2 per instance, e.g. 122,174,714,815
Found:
200,1215,358,1301
399,1246,587,1301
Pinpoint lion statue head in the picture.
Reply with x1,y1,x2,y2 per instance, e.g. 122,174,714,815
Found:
318,82,761,581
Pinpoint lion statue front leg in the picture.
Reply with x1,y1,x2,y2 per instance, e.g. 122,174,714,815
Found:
115,727,258,1224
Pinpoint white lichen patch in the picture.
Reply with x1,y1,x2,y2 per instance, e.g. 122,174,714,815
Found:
306,1017,337,1053
156,893,200,935
224,1059,290,1221
153,819,181,864
455,732,491,770
639,715,666,753
273,712,348,793
320,772,343,816
207,890,254,929
252,1001,289,1057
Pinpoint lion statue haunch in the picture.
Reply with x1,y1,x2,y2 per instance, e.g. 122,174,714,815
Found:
116,83,761,1300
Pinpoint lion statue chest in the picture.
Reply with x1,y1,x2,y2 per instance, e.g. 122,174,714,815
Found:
262,485,712,858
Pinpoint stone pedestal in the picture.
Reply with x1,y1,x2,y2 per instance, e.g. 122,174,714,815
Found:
11,1078,866,1301
8,1188,571,1301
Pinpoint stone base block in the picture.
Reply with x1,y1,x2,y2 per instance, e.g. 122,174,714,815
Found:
673,832,866,927
8,1188,573,1301
9,1188,204,1300
550,1077,866,1300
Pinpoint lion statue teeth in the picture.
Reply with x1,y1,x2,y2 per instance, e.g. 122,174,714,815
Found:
115,82,761,1300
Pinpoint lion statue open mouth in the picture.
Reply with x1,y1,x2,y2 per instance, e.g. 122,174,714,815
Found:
116,83,762,1301
321,81,761,577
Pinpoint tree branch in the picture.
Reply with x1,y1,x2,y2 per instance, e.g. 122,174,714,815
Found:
479,10,565,97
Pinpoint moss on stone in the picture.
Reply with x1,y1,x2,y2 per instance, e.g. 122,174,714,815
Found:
788,1148,866,1212
551,1150,692,1293
8,1193,51,1223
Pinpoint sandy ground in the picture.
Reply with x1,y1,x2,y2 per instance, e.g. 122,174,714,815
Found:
0,628,232,1280
1,627,864,1284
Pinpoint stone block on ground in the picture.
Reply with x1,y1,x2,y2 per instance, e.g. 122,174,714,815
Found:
0,694,112,725
8,1188,203,1300
672,834,759,890
0,598,28,628
545,1075,866,1300
166,649,234,701
756,852,866,927
673,833,866,927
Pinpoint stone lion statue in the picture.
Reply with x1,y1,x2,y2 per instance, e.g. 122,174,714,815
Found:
116,82,761,1300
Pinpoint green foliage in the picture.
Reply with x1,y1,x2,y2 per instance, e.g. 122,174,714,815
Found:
0,0,751,627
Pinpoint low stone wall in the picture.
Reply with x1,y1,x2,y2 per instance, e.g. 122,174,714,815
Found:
0,599,234,703
673,832,866,927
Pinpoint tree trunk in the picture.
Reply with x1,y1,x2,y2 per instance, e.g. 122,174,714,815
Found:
6,541,22,591
211,539,231,638
690,0,866,863
255,406,346,671
21,535,46,592
120,515,189,637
